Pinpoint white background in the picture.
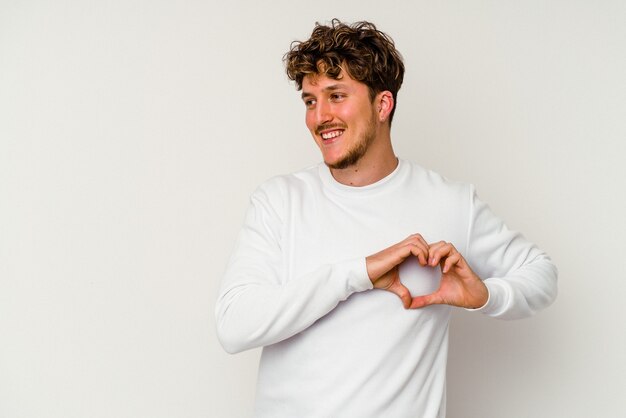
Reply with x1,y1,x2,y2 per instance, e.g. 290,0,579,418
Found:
1,1,625,417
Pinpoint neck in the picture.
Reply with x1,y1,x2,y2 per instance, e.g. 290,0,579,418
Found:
330,135,398,187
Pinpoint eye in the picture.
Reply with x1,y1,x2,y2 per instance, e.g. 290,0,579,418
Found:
330,93,346,102
304,98,316,109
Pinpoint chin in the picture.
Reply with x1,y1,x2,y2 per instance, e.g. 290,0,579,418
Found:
326,157,357,170
323,155,345,169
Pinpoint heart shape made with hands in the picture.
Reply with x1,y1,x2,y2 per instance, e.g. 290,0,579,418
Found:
391,247,488,310
368,236,488,309
397,256,441,297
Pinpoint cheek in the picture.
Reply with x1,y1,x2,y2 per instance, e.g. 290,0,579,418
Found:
305,112,316,132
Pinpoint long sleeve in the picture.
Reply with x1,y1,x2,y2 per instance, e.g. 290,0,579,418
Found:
215,183,372,354
466,186,558,319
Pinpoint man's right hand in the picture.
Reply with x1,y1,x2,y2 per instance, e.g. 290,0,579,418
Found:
365,234,430,308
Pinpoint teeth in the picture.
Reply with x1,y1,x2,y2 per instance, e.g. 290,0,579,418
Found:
321,130,343,140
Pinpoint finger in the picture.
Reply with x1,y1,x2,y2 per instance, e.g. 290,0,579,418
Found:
428,241,454,266
411,233,429,250
442,252,462,273
403,234,429,251
399,235,428,265
409,292,442,309
409,242,429,265
405,233,425,242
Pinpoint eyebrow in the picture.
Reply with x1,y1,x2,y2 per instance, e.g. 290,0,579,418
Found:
301,83,349,100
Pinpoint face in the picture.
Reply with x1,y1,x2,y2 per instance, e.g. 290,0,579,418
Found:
301,70,379,170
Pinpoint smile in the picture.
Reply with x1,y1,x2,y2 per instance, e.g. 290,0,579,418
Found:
321,130,344,140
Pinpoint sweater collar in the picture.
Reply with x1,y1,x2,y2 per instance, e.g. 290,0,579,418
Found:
318,159,407,196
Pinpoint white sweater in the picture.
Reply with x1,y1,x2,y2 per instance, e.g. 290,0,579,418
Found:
215,160,557,418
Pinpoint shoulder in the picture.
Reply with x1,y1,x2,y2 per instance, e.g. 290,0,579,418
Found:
248,165,323,221
402,160,473,200
253,164,320,198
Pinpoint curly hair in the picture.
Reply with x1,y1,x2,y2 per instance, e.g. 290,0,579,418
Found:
284,19,405,123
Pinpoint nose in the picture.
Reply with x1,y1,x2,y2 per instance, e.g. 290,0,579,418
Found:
315,99,333,125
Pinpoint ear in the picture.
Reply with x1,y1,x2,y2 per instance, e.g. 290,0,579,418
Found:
375,91,394,123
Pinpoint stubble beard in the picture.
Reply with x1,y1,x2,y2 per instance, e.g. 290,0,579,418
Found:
326,111,378,170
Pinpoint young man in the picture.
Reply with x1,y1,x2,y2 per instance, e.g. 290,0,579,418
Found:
216,20,557,417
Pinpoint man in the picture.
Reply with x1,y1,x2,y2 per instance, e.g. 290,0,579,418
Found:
216,20,557,418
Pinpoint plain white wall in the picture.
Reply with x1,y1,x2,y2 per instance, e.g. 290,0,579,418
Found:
1,1,625,417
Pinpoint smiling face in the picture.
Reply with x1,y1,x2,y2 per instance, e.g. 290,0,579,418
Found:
301,70,380,170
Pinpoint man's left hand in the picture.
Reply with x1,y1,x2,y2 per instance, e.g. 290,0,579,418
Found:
409,241,488,310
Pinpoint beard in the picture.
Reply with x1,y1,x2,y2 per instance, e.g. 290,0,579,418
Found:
326,111,377,170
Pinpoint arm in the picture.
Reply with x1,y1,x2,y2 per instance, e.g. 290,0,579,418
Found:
215,186,372,354
463,186,558,319
409,186,557,317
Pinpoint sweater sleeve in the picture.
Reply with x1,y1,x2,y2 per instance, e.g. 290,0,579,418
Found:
465,186,558,319
215,185,373,354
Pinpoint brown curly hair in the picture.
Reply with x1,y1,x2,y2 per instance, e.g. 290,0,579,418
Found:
284,19,405,123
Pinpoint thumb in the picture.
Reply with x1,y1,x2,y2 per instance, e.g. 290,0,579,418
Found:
387,281,412,309
409,292,441,309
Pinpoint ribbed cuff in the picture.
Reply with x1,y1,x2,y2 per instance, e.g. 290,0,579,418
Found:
465,279,505,314
344,257,374,293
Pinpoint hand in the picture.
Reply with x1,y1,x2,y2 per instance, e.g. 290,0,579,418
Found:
366,234,429,308
409,241,488,309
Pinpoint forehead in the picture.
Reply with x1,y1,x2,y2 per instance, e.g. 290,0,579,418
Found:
301,70,366,94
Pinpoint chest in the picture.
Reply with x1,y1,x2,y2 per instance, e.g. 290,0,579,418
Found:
281,187,469,280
